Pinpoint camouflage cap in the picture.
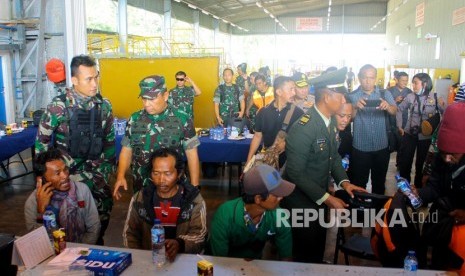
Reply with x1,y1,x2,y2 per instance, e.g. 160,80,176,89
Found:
139,75,167,99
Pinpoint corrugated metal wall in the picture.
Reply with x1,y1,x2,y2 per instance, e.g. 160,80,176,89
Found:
386,0,465,69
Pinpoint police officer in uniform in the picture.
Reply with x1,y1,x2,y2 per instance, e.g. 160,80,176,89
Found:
113,75,200,200
36,55,115,245
280,68,366,263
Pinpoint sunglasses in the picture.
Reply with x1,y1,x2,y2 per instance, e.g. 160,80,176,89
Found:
176,78,185,81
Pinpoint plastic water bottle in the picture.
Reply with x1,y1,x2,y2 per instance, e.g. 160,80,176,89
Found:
43,206,58,241
243,125,249,136
396,174,422,209
113,117,118,134
404,250,418,275
227,126,232,138
341,154,350,171
151,219,165,267
209,128,213,139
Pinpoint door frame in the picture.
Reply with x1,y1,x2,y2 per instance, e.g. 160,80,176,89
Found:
0,51,14,124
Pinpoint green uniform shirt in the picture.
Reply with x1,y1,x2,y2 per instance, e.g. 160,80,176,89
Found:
209,198,292,259
213,84,244,122
35,88,115,220
121,106,198,192
283,106,348,207
168,86,195,119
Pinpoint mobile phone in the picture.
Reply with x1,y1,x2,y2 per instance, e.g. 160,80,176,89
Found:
42,176,47,184
364,99,381,107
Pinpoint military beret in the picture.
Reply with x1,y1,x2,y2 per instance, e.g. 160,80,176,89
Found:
309,67,348,94
139,75,167,99
292,72,309,88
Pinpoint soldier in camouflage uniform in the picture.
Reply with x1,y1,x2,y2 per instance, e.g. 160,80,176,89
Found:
213,68,245,126
168,71,202,121
35,55,115,245
235,63,250,104
113,75,200,200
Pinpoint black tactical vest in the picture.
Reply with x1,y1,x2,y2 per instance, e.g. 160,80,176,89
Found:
59,94,105,160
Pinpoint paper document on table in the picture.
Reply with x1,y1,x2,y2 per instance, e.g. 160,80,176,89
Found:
48,247,88,266
12,226,55,269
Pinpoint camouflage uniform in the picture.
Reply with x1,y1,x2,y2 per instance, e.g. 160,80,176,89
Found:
213,84,244,123
235,76,249,96
121,106,199,193
35,88,115,223
168,86,195,120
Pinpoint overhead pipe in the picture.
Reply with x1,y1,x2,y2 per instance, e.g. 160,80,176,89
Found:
0,24,17,31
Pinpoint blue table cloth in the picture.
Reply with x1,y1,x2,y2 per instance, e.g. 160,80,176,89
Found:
115,134,251,163
198,136,251,163
0,127,38,162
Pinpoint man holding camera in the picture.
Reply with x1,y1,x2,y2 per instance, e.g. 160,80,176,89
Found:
347,64,397,195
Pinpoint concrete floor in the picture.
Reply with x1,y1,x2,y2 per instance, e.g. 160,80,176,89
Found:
0,148,400,266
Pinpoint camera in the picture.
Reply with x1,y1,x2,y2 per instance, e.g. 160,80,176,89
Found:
410,125,420,136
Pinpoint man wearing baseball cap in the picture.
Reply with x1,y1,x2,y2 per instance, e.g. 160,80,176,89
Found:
114,75,200,200
208,164,294,260
418,101,465,273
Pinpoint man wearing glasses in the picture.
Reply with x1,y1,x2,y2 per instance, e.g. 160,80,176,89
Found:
35,55,115,245
168,71,202,121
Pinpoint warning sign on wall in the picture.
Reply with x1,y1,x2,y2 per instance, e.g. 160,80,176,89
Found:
296,17,323,31
452,6,465,26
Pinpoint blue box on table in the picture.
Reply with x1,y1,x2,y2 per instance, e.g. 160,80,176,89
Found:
72,248,132,276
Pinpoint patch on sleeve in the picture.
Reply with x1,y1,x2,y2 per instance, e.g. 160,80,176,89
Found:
298,114,311,125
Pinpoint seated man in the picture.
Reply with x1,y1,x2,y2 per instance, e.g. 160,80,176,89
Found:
418,101,465,273
24,148,100,244
123,147,206,262
208,164,295,260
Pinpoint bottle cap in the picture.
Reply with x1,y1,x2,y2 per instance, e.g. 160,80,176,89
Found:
154,218,161,224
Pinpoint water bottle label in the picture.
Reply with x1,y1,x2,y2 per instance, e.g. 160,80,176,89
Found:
151,229,165,243
404,263,418,271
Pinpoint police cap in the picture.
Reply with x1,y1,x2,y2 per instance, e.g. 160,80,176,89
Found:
139,75,167,99
291,72,309,88
309,67,348,94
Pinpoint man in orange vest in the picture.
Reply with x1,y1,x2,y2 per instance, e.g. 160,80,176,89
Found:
245,74,274,130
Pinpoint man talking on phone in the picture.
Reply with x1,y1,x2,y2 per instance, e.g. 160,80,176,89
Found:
347,64,397,195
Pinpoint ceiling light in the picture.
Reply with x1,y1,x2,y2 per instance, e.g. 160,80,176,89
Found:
222,19,228,23
270,14,275,19
263,9,270,14
213,15,219,19
174,0,181,2
256,2,262,8
187,3,196,9
201,10,209,15
274,18,279,23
